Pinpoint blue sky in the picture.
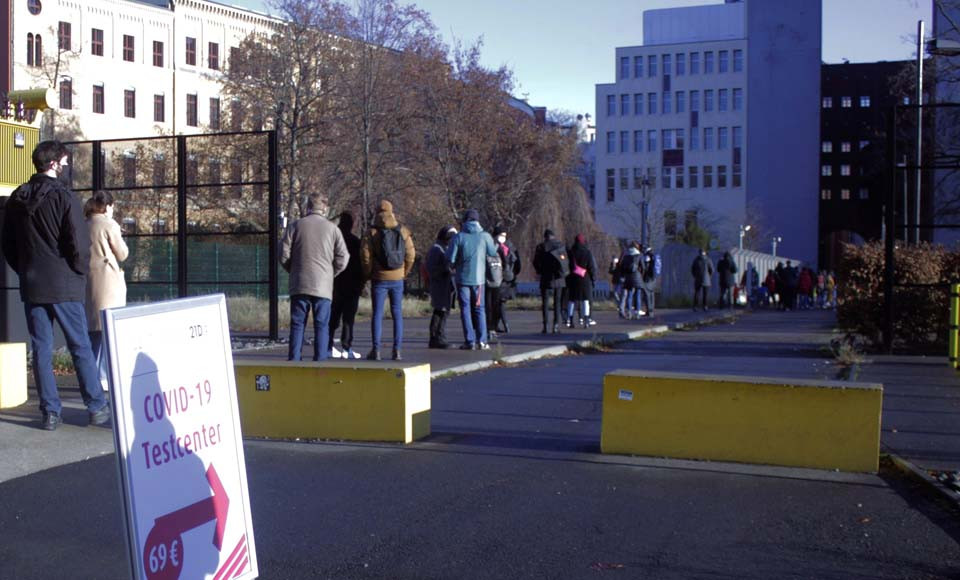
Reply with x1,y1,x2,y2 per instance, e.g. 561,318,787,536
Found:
227,0,931,114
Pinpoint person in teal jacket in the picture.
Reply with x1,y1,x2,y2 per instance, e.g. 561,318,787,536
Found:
446,208,498,350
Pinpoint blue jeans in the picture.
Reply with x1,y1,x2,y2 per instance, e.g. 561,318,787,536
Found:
25,301,106,416
371,280,404,350
458,285,487,345
288,294,331,361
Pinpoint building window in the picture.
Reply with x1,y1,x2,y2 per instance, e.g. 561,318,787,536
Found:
619,56,629,79
689,127,699,150
704,89,714,112
606,94,615,116
690,52,700,74
733,49,743,72
633,167,644,189
647,130,657,151
634,93,643,115
821,165,832,176
646,167,657,189
186,94,198,127
633,55,643,78
606,169,615,202
732,164,742,187
648,92,657,115
676,53,686,76
621,94,630,116
718,50,729,73
620,131,629,153
676,91,686,114
822,96,833,108
841,96,852,108
841,141,852,153
124,89,135,118
860,95,871,108
208,42,219,69
689,166,698,188
703,166,713,188
28,0,41,14
662,129,675,150
210,98,221,130
822,141,833,153
718,89,728,112
704,127,714,150
620,168,629,190
92,85,104,114
123,35,134,62
841,188,851,200
606,132,615,154
58,21,71,51
59,78,72,110
648,55,657,77
662,54,672,76
634,130,643,153
676,128,685,149
704,51,714,74
153,41,164,67
27,33,34,67
154,94,165,123
732,88,743,111
690,90,699,112
821,189,832,200
676,167,684,189
859,187,869,200
730,127,742,150
662,92,672,114
665,211,678,239
186,37,196,66
718,165,727,188
91,28,104,56
718,127,729,150
123,153,137,187
840,164,851,176
662,167,672,190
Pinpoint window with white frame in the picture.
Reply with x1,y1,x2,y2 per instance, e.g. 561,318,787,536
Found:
689,166,698,188
606,169,615,202
840,164,851,176
621,94,630,115
822,141,833,153
606,95,615,116
703,166,713,188
704,127,714,150
841,188,851,200
676,53,686,75
732,88,743,111
690,90,699,112
841,142,851,153
733,49,743,72
718,89,728,111
821,165,832,176
690,52,700,74
620,56,630,79
676,91,686,113
606,132,615,153
841,96,852,108
821,189,832,200
822,96,832,108
662,167,672,189
662,92,672,114
860,95,871,107
704,89,714,112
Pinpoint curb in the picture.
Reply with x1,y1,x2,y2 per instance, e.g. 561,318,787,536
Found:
886,453,960,509
429,311,742,380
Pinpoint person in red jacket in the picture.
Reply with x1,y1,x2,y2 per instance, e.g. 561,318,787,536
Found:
797,267,814,310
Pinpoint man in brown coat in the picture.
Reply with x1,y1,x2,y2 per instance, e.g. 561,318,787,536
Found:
360,199,415,361
280,192,349,361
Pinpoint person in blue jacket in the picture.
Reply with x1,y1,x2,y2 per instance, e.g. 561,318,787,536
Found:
447,208,498,350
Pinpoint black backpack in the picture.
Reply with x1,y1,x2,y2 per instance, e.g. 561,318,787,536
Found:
378,226,405,270
501,247,518,284
547,245,571,278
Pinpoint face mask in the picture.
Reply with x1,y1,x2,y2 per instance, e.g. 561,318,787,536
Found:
497,235,506,244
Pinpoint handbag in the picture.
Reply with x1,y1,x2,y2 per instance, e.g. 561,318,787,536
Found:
572,258,587,278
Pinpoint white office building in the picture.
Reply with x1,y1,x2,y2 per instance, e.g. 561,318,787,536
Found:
594,0,820,264
8,0,276,140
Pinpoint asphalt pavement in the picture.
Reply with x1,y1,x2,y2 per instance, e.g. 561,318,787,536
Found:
1,307,959,579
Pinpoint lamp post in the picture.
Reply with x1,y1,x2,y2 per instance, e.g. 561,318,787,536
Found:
738,224,751,250
640,176,652,247
915,19,924,245
771,236,782,259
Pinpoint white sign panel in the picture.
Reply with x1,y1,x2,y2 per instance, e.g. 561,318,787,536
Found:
104,295,258,580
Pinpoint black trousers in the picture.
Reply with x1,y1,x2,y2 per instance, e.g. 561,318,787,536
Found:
693,284,709,309
429,308,449,345
329,290,360,351
485,286,502,331
541,287,564,327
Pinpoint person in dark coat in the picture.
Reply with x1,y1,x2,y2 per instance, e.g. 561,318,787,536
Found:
781,260,799,311
1,140,108,430
329,211,364,358
426,225,457,348
640,245,658,317
565,234,598,328
716,251,738,309
533,229,567,334
691,248,714,311
618,241,644,319
489,226,520,334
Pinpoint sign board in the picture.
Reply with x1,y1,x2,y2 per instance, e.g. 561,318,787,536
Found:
103,295,258,580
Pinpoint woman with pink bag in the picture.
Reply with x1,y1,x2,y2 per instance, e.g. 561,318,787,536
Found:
565,234,598,328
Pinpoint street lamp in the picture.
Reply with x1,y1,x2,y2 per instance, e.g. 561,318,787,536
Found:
640,176,652,247
771,236,782,259
738,224,751,250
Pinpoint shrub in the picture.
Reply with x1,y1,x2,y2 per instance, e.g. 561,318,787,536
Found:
837,241,957,347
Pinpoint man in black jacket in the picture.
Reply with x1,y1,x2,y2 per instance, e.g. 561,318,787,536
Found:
533,229,567,334
690,249,714,312
1,141,109,430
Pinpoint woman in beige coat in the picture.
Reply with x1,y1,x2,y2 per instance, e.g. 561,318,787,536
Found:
85,191,128,382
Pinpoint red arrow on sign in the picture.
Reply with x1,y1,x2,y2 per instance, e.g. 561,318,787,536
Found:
142,464,230,580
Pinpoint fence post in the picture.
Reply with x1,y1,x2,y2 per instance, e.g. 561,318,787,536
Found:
951,283,960,369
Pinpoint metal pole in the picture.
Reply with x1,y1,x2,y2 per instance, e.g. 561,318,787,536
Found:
884,106,898,352
176,135,188,298
268,130,280,341
915,19,924,245
900,155,908,242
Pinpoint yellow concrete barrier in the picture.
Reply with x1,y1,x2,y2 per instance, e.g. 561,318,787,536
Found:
0,343,28,409
601,370,882,473
234,359,431,443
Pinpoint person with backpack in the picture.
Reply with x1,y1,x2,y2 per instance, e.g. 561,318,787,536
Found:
447,208,498,350
741,262,760,308
609,253,625,316
565,234,598,328
640,245,659,317
426,225,457,349
691,248,714,311
328,211,364,358
533,229,569,333
716,251,738,309
483,234,504,339
618,241,644,319
360,199,415,361
489,226,520,335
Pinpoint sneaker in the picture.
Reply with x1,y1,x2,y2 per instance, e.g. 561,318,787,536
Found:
348,349,362,359
41,413,61,431
477,342,491,351
331,346,343,358
367,348,381,361
588,318,597,326
89,404,111,426
392,348,402,361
